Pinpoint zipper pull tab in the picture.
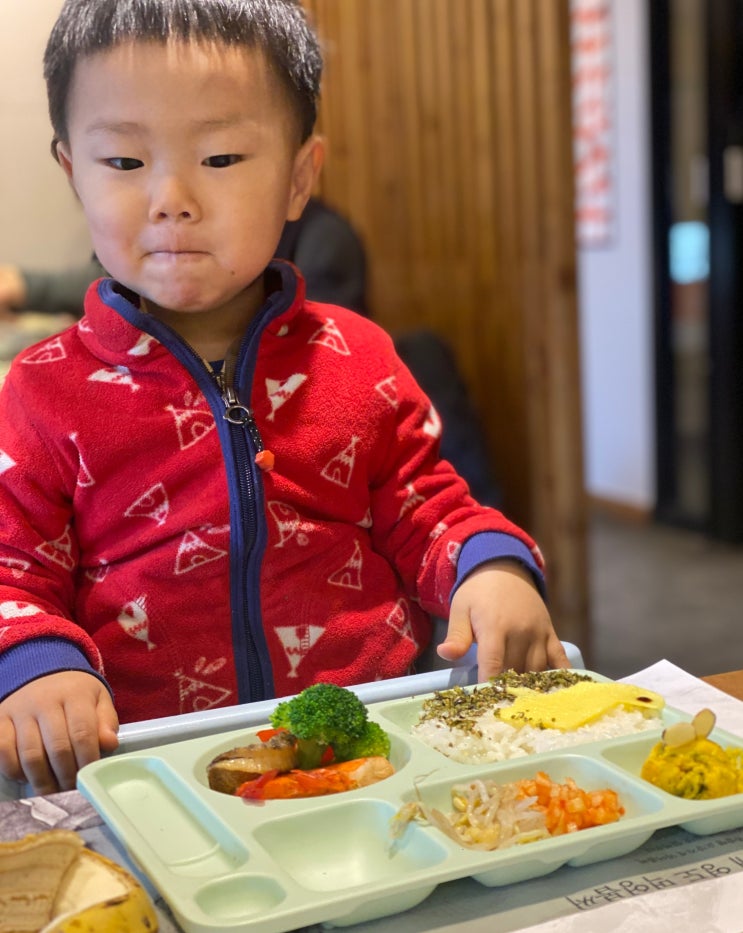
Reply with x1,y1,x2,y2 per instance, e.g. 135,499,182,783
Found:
221,387,275,471
222,386,251,426
254,450,275,472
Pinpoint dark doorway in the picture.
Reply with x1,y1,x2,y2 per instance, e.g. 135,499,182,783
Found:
651,0,743,541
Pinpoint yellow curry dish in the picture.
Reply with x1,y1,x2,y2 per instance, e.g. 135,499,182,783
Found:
641,708,743,800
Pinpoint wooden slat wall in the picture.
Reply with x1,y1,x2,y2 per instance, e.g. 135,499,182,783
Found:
304,0,590,658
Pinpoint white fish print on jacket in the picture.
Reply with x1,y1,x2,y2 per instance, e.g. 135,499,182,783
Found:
88,365,140,392
265,374,307,421
0,601,43,619
117,595,156,651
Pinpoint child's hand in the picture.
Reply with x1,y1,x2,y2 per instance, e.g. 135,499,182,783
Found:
0,671,119,796
437,560,570,680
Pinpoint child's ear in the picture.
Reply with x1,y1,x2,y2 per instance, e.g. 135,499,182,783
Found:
55,140,76,184
287,134,325,221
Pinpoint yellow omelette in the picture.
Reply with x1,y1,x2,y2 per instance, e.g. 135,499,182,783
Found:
498,682,665,731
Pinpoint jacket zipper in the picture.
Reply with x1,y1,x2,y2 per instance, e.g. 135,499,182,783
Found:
206,337,275,702
216,341,274,471
114,317,275,703
102,268,296,702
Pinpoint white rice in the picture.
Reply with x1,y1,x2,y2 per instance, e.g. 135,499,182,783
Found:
412,706,662,764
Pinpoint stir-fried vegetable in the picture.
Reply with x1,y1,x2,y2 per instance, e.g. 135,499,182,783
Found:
236,756,395,801
390,770,625,851
515,771,624,835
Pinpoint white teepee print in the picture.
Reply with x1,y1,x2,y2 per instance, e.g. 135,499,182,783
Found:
265,374,307,421
69,433,95,488
125,483,170,526
276,624,325,678
423,404,442,439
174,662,232,712
117,595,156,651
374,376,399,409
385,598,417,647
128,333,157,357
174,531,228,575
447,540,461,567
89,364,140,392
268,501,312,547
357,509,372,529
77,317,93,334
0,601,43,619
0,557,30,579
35,525,75,571
328,540,363,590
399,482,426,519
309,318,350,356
167,398,215,450
21,336,66,365
85,561,110,583
0,450,16,475
321,436,360,488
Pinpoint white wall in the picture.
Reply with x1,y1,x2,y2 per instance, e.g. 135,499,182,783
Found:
0,0,91,271
577,0,655,509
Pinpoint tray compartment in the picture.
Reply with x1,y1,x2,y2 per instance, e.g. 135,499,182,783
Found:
253,798,448,892
191,728,415,796
192,874,287,921
394,749,667,885
379,674,669,767
88,756,251,876
600,725,743,835
322,884,439,928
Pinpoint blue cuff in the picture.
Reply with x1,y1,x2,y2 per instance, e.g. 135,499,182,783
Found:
451,532,547,602
0,638,110,704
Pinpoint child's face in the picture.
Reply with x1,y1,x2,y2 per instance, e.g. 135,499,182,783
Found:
56,40,321,320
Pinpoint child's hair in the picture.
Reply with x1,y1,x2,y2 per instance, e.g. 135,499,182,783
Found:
43,0,323,151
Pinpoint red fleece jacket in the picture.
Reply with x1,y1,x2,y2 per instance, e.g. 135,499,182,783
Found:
0,262,544,722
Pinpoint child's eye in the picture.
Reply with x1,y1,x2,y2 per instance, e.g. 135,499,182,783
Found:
105,157,143,171
203,154,243,168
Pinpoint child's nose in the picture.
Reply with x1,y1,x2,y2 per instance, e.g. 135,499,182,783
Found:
148,174,201,222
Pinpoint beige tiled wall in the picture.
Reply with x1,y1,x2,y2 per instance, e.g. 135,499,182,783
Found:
0,0,91,272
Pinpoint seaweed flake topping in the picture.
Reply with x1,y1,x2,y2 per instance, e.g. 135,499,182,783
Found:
417,670,594,734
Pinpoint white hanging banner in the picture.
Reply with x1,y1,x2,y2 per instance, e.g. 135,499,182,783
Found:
571,0,616,248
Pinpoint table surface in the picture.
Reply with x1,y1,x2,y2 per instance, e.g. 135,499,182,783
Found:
702,669,743,701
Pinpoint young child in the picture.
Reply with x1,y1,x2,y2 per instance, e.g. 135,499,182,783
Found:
0,0,569,795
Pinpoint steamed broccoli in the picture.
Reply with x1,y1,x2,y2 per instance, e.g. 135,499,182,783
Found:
332,720,391,762
269,683,389,768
